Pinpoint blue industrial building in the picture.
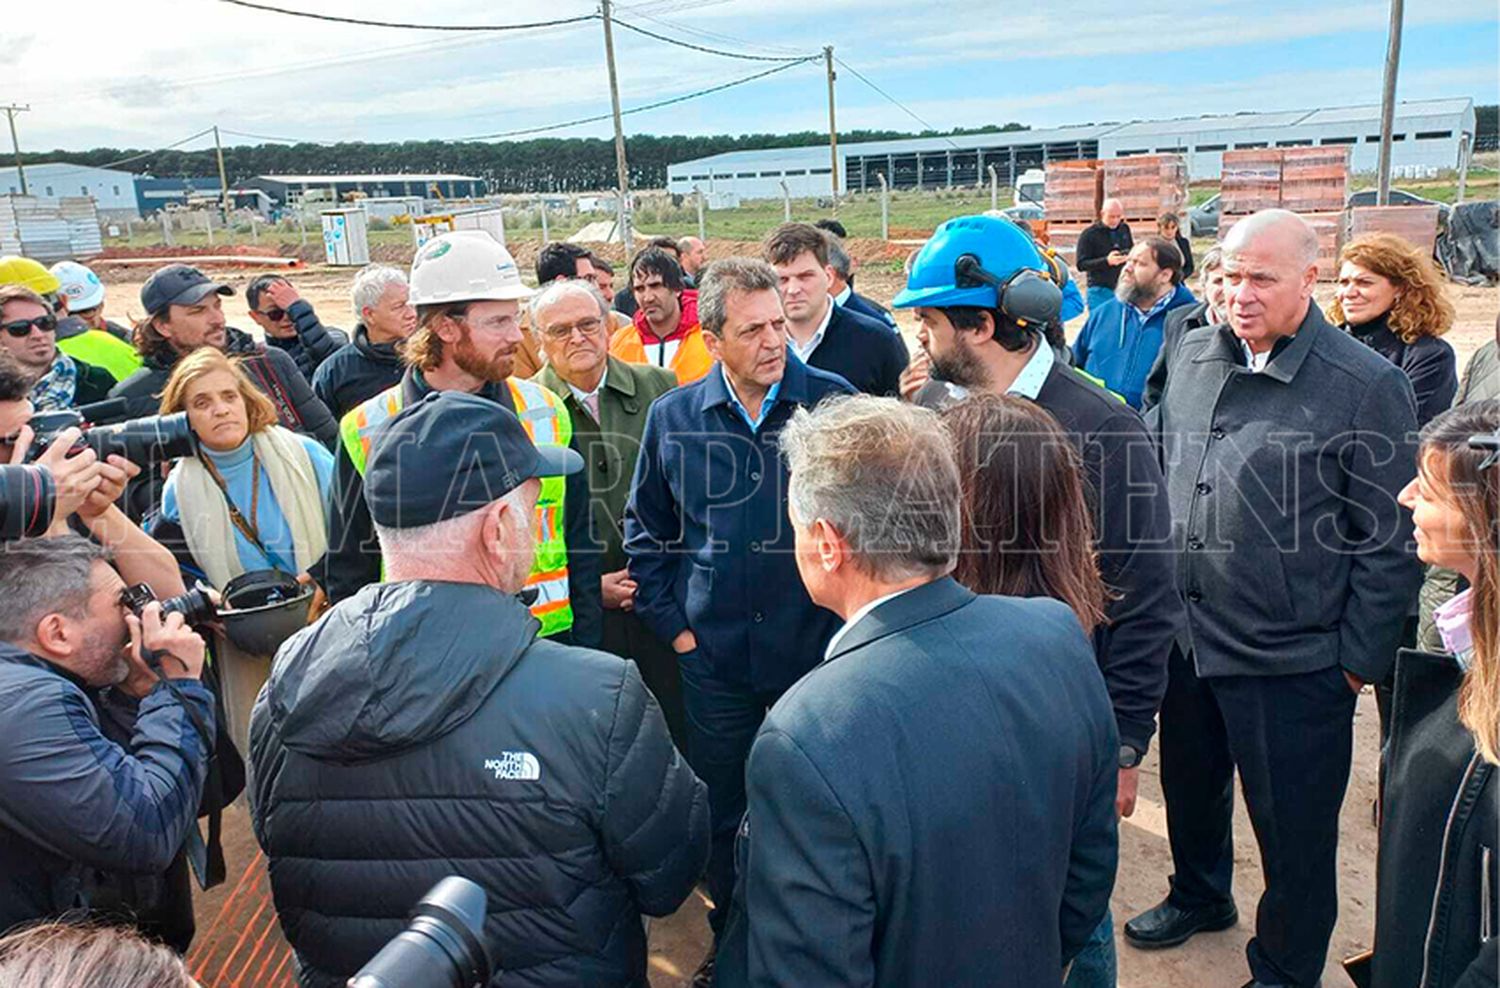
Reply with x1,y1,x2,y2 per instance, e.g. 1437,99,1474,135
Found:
243,173,486,207
134,176,224,215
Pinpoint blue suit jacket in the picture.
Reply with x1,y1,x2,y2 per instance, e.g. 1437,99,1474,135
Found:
717,578,1120,988
623,354,855,694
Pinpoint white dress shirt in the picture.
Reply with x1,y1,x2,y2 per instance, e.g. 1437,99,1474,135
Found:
824,584,924,660
789,296,836,364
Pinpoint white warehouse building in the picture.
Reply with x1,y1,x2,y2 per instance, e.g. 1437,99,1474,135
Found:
0,163,140,221
666,97,1476,200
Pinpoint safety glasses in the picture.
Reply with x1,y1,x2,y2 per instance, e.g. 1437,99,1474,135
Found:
1,315,57,337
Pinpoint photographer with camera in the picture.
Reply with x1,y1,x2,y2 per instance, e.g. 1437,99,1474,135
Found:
0,535,214,946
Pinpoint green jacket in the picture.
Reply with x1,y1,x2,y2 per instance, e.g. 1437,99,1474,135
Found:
535,356,676,571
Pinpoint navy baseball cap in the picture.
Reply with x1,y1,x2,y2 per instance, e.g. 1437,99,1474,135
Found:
140,264,234,316
365,391,583,529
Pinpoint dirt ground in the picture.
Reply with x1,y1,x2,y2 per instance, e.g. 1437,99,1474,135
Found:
92,258,1496,988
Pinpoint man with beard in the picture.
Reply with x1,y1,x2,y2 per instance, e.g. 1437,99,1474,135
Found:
320,232,600,646
1143,247,1227,413
0,286,115,410
609,247,714,384
1071,237,1195,409
896,215,1180,988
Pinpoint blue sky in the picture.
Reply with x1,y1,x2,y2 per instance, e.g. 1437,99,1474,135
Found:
3,0,1496,153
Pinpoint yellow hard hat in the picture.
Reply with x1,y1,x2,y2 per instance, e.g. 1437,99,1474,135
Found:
0,256,62,296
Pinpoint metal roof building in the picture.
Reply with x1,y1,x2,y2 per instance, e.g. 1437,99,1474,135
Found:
244,172,487,206
666,97,1476,199
0,163,140,220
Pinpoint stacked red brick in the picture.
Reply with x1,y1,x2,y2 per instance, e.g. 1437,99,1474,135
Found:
1102,155,1189,226
1043,160,1103,263
1218,147,1350,280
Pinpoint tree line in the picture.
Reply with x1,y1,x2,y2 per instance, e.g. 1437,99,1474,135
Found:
22,125,1030,194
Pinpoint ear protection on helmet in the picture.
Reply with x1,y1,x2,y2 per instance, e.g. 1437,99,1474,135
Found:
953,248,1070,328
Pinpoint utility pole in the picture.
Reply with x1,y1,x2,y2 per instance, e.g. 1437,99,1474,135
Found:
1375,0,1403,206
213,125,232,221
600,0,633,248
3,105,29,195
824,46,839,215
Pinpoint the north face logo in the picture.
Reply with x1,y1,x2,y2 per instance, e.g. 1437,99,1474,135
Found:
483,752,541,781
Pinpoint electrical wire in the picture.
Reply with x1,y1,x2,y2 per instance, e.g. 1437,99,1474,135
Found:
624,8,808,57
834,56,959,149
215,0,599,31
457,55,817,141
36,128,219,178
611,18,813,61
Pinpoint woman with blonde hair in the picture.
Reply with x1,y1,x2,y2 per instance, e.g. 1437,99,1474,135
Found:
151,346,333,591
1365,398,1499,988
1331,231,1458,427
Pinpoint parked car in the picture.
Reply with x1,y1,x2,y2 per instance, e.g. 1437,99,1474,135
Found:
1190,193,1221,237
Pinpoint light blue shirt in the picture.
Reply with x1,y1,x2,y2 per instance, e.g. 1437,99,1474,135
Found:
721,364,783,433
160,432,335,578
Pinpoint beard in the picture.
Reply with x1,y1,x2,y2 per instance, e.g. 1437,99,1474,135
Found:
452,325,514,383
1116,274,1163,308
930,339,989,390
80,624,130,688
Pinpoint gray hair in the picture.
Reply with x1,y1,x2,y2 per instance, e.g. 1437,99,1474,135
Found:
375,485,531,565
780,395,960,581
0,536,109,642
1222,208,1320,270
697,257,779,337
824,234,852,278
528,278,609,327
351,264,408,318
1199,246,1224,275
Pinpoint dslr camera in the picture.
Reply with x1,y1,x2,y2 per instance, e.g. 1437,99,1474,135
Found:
119,582,219,629
26,401,197,468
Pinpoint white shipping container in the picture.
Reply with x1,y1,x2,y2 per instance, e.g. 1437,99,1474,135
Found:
0,195,101,262
321,209,370,266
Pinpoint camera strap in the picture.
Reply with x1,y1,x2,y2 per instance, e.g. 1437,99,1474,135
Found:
144,650,226,890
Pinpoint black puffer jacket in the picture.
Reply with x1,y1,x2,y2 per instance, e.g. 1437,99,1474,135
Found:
249,581,709,988
1345,313,1458,428
1372,648,1498,988
265,299,347,382
310,324,405,419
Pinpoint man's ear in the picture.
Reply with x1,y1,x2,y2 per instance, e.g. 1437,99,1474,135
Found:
433,312,464,345
32,612,72,660
813,517,846,573
969,310,998,346
701,329,723,361
478,499,509,558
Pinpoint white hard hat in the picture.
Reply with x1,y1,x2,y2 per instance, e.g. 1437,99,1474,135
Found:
408,231,533,306
50,260,106,310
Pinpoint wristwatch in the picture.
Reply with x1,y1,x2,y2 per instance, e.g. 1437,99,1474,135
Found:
1118,744,1143,769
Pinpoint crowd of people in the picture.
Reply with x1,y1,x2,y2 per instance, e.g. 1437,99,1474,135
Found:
0,201,1493,988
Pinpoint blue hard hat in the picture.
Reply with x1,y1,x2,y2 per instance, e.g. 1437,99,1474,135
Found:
893,214,1064,314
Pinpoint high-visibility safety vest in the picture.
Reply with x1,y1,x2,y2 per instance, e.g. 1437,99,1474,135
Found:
341,379,575,638
58,329,144,383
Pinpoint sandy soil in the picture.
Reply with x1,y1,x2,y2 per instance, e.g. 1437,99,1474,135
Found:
96,260,1493,988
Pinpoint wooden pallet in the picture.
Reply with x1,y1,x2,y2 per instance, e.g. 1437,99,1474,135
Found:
1102,155,1188,224
1044,161,1103,224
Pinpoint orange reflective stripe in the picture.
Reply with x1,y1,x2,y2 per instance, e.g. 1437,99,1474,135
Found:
525,567,568,585
530,598,570,616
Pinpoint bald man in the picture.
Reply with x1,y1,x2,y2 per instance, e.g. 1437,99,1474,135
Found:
678,236,707,284
1129,210,1420,988
1075,198,1133,312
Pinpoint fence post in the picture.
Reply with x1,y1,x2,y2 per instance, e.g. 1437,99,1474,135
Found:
988,164,999,212
297,209,307,250
780,181,791,222
162,211,173,247
539,200,550,244
204,211,214,247
695,187,706,241
877,172,889,241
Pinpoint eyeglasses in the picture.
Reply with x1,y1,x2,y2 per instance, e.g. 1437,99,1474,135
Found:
2,315,57,338
256,307,288,322
538,317,603,342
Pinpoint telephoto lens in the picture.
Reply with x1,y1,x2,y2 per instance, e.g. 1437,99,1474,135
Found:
348,877,491,988
0,464,55,540
82,412,197,466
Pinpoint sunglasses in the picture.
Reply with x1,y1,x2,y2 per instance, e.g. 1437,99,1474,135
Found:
256,307,288,322
2,315,57,338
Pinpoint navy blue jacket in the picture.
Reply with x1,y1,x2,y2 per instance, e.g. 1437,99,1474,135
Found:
310,323,405,419
803,302,908,397
716,579,1119,988
265,299,348,383
623,356,855,694
1344,313,1458,428
1072,283,1197,408
0,643,214,935
251,581,708,988
839,290,898,330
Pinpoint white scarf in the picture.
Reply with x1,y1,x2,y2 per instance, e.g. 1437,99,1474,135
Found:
174,426,327,590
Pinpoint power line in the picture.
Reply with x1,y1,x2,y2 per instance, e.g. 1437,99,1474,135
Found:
834,56,959,149
215,0,599,31
625,8,807,57
458,56,817,141
611,18,813,61
32,128,218,179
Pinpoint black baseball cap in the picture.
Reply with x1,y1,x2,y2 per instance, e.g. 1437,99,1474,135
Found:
365,391,583,529
140,264,234,316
